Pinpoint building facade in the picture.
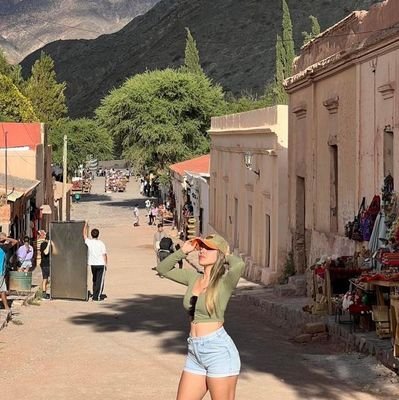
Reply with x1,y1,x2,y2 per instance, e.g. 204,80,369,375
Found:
169,155,210,237
209,106,288,285
0,123,55,234
285,0,399,271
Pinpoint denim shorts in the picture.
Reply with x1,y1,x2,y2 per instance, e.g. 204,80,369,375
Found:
184,327,241,378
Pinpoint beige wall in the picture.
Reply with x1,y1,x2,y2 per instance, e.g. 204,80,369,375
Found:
209,106,288,285
286,0,399,270
0,123,55,230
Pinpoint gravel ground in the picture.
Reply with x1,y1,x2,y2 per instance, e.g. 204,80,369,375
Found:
0,177,398,400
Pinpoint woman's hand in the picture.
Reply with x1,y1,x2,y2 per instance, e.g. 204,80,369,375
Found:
181,240,196,255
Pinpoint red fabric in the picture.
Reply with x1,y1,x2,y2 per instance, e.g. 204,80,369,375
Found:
349,304,371,314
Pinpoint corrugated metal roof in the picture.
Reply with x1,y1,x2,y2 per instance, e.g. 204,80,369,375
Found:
0,173,40,192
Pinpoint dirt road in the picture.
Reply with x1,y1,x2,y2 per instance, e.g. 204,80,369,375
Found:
0,178,397,400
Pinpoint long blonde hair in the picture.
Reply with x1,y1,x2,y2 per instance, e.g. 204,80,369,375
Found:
205,251,227,316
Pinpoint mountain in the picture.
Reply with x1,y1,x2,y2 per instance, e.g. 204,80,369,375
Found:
0,0,160,63
20,0,381,118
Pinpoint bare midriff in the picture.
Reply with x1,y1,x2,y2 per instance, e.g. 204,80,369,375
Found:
190,321,223,337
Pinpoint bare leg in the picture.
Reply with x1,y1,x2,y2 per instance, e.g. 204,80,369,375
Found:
42,278,48,293
207,376,238,400
1,292,10,310
176,371,207,400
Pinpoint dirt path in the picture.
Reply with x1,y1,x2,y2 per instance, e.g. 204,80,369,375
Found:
0,177,397,400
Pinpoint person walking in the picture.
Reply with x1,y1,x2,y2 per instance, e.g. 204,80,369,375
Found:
0,233,18,311
39,233,51,299
145,199,151,218
156,234,245,400
83,222,108,301
133,204,140,227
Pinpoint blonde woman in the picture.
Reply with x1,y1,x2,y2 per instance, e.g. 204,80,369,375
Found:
156,234,245,400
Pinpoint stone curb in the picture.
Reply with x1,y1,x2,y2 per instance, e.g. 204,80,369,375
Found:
238,290,398,372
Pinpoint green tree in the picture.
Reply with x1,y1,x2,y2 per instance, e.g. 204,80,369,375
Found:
302,15,321,46
264,0,295,105
282,0,295,77
224,92,271,114
0,49,24,87
24,52,67,123
48,118,113,174
265,34,288,104
0,74,37,122
96,68,225,173
182,28,204,75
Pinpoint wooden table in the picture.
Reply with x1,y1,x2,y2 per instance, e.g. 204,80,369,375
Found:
370,280,399,356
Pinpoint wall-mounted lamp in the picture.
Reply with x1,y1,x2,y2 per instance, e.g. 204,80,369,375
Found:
244,152,260,177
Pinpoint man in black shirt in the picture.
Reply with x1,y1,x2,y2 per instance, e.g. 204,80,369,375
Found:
40,233,51,299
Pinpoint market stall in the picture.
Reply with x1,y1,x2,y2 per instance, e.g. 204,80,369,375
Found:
306,174,399,357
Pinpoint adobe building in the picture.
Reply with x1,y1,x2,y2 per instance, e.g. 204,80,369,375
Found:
169,154,210,237
0,123,54,234
284,0,399,271
209,106,288,285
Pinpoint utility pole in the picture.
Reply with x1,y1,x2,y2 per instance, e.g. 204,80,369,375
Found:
62,135,67,221
4,130,7,200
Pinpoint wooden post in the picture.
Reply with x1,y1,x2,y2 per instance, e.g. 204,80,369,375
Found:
62,135,67,221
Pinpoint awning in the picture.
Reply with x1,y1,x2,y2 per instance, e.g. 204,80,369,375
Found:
54,182,73,200
6,190,25,202
0,174,40,203
40,204,52,215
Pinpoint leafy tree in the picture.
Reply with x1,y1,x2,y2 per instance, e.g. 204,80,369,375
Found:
264,0,295,105
24,52,67,123
224,92,272,114
48,118,113,174
182,28,204,75
302,15,321,46
282,0,295,77
0,74,37,122
0,49,24,87
96,68,225,173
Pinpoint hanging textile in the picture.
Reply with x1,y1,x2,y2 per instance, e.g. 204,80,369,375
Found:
368,212,386,271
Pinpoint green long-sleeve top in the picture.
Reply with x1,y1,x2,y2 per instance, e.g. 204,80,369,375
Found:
156,249,245,323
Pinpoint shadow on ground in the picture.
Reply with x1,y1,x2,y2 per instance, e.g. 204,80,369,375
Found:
68,292,391,399
101,198,158,209
75,194,157,210
75,193,112,203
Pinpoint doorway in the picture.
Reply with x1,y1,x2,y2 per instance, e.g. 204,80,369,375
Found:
295,177,306,273
265,214,271,268
384,126,394,177
234,198,238,249
330,144,338,233
248,205,253,255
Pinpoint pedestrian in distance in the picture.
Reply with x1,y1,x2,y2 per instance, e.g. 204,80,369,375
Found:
145,199,151,217
156,234,245,400
133,204,140,227
148,202,157,225
153,223,166,267
0,233,18,311
83,222,108,301
158,236,175,262
39,232,51,299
